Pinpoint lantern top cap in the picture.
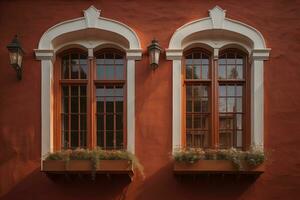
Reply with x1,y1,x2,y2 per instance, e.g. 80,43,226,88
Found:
148,38,162,51
7,35,24,53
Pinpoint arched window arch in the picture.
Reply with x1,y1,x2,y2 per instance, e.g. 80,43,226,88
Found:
167,6,270,151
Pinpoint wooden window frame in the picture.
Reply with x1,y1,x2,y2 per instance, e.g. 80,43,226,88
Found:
182,48,250,150
53,48,127,151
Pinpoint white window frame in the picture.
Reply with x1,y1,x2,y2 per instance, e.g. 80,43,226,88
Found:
34,6,142,161
166,6,271,150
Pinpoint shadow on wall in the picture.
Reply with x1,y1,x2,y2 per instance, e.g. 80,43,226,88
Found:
132,162,259,200
1,168,132,200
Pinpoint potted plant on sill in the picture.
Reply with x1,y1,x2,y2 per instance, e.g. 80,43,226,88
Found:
172,146,265,174
42,148,143,179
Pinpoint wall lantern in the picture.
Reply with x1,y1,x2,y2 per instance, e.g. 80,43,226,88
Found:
147,39,162,70
7,35,24,80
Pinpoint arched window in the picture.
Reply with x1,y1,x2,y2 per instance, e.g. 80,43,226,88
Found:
35,6,142,159
55,49,126,150
167,6,270,151
183,49,248,149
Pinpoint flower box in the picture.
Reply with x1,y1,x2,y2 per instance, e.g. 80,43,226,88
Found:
42,160,133,174
174,160,265,174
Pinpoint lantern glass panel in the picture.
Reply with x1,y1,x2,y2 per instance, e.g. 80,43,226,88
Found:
9,52,18,65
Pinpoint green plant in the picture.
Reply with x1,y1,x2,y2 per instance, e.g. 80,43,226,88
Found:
173,148,205,164
44,148,144,178
172,146,265,170
245,146,264,167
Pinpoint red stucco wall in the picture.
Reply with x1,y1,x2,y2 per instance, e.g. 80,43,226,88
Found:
1,0,300,199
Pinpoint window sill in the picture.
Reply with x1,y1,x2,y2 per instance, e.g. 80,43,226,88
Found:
42,160,134,180
174,160,265,174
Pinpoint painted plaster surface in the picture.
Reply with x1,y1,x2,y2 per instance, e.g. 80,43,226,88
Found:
0,0,300,199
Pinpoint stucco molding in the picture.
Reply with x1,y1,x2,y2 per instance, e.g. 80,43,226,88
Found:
167,6,270,151
35,6,141,163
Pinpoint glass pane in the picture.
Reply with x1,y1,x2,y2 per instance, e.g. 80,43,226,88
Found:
80,54,87,64
62,97,69,113
105,65,114,79
219,86,226,96
96,86,105,97
71,54,79,64
115,86,123,96
71,115,78,130
61,114,68,131
80,97,87,113
193,66,201,79
219,131,232,148
202,58,209,65
236,55,244,64
194,85,208,97
80,132,87,147
96,54,105,64
186,65,192,79
186,133,192,147
105,53,114,64
201,98,209,112
194,100,201,112
193,53,201,64
219,98,226,112
219,58,226,65
71,86,78,96
236,97,243,112
227,85,235,96
115,65,124,79
97,97,104,113
97,65,105,80
71,132,78,148
80,64,88,79
97,114,104,131
218,65,226,79
202,116,209,129
105,86,114,97
236,114,243,129
219,114,233,129
62,132,69,149
106,101,114,113
116,101,123,113
71,65,79,79
106,114,114,130
80,114,87,131
227,98,235,112
62,58,69,79
236,65,243,79
194,115,201,129
186,86,192,98
71,97,78,113
97,131,104,148
106,131,114,148
202,65,209,79
186,100,192,112
227,65,237,79
236,131,243,148
186,115,192,129
116,114,123,130
115,54,124,64
236,86,243,96
80,86,86,96
116,131,123,148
